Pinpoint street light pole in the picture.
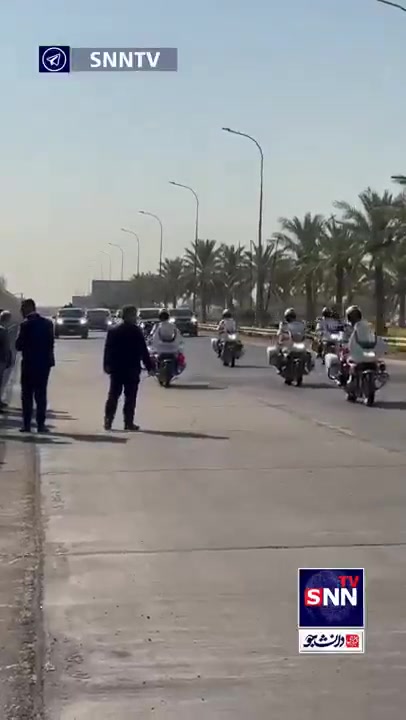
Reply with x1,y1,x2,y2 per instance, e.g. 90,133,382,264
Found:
376,1,406,12
249,240,255,312
222,127,264,324
169,181,199,313
108,243,124,280
99,251,112,280
139,211,163,275
121,228,140,275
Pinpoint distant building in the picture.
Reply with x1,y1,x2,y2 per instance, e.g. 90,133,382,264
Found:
91,280,135,309
71,295,94,308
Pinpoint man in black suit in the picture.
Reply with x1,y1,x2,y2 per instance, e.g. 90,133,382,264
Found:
15,298,55,433
103,304,153,431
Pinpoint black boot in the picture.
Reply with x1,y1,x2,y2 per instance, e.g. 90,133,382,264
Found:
124,422,139,431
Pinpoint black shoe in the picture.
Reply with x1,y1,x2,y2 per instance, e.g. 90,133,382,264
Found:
104,418,112,430
19,426,31,433
37,425,50,433
124,423,139,432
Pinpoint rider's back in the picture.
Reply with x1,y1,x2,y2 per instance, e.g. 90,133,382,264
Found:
150,321,180,353
348,320,377,362
218,318,237,335
278,320,306,344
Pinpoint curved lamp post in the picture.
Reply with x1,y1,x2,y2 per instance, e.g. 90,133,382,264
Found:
169,180,199,312
222,127,264,322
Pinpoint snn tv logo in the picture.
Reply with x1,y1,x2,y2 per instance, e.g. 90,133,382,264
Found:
305,574,359,608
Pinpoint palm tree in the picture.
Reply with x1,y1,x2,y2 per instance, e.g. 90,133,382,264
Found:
217,244,245,309
319,218,362,314
387,197,406,325
183,239,219,320
274,213,325,321
335,188,401,334
160,257,184,308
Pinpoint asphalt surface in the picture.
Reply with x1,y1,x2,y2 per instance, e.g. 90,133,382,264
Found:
12,332,406,719
191,335,406,454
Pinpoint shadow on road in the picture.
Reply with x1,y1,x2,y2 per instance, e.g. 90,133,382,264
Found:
174,383,226,391
299,381,334,389
140,429,229,440
0,428,127,445
236,364,268,370
2,407,76,421
374,400,406,410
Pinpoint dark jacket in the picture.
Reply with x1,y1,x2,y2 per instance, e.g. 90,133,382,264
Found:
15,313,55,372
103,322,153,375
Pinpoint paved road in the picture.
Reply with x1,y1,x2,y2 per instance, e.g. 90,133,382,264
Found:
191,334,406,453
8,333,406,719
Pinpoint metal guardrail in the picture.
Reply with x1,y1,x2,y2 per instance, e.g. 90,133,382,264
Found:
199,323,406,350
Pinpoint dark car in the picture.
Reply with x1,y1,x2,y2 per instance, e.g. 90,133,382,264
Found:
137,308,161,337
86,308,113,331
169,308,198,336
54,307,89,338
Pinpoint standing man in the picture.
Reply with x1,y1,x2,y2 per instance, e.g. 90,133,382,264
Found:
0,310,13,411
15,299,55,433
103,304,153,431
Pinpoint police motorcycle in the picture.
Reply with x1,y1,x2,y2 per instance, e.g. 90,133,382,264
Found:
325,321,389,406
211,332,244,367
146,318,186,388
317,326,345,365
314,309,345,365
267,331,315,386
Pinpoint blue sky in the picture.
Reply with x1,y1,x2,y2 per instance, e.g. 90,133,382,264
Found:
1,0,405,303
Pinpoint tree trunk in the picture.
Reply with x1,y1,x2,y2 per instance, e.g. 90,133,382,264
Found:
201,285,207,322
374,261,385,335
172,295,177,309
399,285,406,327
335,264,344,314
264,283,272,313
305,277,314,322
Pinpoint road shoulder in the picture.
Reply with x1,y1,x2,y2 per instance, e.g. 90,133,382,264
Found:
0,416,44,718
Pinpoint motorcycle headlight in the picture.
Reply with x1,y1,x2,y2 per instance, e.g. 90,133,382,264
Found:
80,318,87,325
169,317,176,323
56,318,64,325
294,343,305,350
191,317,197,323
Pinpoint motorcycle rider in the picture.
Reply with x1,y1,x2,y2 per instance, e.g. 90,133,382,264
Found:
276,308,310,372
343,305,387,389
346,305,377,360
216,309,237,356
315,306,342,356
149,308,183,369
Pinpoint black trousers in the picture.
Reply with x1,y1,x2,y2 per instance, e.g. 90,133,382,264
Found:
105,373,140,425
21,367,51,428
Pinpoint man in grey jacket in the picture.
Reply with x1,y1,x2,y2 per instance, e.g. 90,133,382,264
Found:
0,310,12,410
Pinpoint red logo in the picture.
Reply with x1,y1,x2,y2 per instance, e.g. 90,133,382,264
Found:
346,634,360,648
